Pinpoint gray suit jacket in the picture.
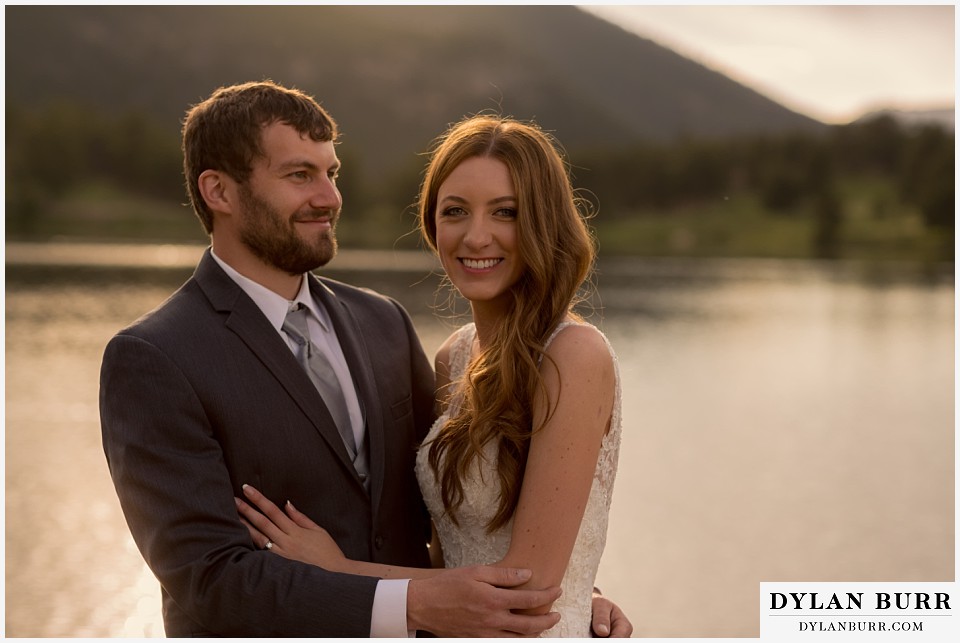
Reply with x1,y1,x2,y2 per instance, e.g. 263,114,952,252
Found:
100,250,435,636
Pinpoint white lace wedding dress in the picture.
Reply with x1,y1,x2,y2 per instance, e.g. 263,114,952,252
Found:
415,321,622,637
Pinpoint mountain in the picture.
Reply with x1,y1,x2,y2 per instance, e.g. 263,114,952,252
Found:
6,4,825,177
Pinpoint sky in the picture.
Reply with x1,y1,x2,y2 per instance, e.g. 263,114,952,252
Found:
578,3,955,124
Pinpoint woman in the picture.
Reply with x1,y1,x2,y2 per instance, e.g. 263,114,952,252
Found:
239,115,622,637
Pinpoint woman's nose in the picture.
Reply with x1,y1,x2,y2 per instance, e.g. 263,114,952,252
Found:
463,216,492,249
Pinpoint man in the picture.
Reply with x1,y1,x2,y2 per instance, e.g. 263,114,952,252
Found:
100,80,631,637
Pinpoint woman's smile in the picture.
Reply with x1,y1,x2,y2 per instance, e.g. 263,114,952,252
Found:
460,257,504,271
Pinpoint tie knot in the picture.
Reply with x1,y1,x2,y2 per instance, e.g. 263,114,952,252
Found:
282,304,311,346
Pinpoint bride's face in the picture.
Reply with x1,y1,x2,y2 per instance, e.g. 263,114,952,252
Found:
433,156,525,313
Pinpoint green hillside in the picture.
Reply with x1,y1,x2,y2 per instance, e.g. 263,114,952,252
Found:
6,5,823,173
6,6,951,263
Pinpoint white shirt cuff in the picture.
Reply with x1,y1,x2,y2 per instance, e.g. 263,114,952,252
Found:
370,578,413,637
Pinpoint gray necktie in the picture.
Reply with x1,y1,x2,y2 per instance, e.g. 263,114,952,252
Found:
282,304,357,458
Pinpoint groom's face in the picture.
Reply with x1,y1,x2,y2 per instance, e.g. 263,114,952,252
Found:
237,121,343,275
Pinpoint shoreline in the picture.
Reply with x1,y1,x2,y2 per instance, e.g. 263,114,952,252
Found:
3,240,440,274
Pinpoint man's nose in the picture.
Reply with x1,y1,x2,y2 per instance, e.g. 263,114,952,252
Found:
309,177,342,210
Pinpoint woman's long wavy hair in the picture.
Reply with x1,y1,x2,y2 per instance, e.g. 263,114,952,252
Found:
418,115,596,531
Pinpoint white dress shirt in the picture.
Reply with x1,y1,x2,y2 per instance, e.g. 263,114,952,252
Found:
211,250,411,637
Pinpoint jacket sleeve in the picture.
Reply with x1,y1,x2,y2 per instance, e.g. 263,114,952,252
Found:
99,332,378,636
392,299,438,444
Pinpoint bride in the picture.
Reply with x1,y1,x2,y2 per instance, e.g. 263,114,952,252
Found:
238,115,623,637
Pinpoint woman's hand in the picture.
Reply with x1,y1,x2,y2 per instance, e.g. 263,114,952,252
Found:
235,484,347,571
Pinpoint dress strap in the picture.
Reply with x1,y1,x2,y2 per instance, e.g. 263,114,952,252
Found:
541,320,617,368
539,320,589,364
437,324,476,418
452,320,610,376
543,320,581,351
447,323,476,382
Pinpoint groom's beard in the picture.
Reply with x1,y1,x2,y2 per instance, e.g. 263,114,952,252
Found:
237,184,339,274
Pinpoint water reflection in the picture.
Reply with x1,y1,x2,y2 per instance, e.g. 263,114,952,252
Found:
5,246,954,637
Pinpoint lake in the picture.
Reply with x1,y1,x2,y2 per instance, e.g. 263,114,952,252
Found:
4,242,954,637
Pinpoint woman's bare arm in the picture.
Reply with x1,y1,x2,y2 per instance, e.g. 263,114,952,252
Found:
495,324,616,612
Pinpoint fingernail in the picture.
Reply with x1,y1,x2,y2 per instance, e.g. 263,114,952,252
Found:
242,484,249,489
517,568,532,580
597,624,610,636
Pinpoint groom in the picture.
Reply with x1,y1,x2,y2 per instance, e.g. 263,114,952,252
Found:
100,80,631,637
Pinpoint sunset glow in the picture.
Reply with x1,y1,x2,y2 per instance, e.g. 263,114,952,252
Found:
581,3,955,124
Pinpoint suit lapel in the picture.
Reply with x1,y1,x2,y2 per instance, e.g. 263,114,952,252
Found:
194,251,362,484
310,275,386,509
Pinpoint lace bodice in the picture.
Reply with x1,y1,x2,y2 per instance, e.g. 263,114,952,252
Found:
415,321,622,637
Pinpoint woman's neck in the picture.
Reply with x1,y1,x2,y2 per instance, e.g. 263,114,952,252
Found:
470,303,506,350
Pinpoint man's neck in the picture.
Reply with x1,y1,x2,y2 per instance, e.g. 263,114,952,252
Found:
210,240,303,300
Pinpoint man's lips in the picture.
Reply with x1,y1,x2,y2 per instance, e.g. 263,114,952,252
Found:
294,216,334,228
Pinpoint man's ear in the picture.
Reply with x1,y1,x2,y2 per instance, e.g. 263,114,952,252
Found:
198,169,237,215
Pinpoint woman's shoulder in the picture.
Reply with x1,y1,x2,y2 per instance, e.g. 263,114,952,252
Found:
434,323,476,380
544,321,616,378
545,320,611,354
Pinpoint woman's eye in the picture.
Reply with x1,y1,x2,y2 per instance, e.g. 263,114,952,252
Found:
440,206,466,217
495,208,517,219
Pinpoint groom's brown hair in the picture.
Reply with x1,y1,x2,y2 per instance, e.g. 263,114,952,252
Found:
182,80,338,234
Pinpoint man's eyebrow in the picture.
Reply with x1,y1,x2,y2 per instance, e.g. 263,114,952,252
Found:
274,159,340,172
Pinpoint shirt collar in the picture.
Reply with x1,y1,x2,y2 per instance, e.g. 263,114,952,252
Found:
210,249,330,333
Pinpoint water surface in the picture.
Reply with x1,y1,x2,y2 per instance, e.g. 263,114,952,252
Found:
5,244,953,637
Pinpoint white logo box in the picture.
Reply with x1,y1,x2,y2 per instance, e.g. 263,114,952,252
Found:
760,582,957,641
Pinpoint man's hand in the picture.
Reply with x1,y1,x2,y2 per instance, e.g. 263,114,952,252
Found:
407,565,562,637
591,590,634,637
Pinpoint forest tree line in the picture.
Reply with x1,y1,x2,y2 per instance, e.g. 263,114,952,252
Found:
6,102,954,261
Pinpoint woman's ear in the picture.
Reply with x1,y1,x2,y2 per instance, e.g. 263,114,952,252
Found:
197,169,236,215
